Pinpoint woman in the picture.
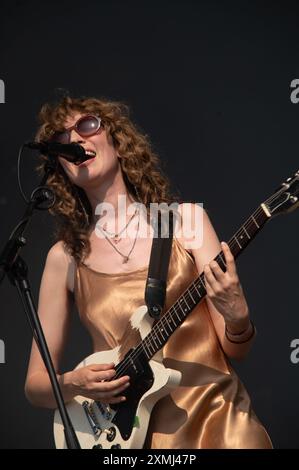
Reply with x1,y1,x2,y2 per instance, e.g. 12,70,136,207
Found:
25,96,272,449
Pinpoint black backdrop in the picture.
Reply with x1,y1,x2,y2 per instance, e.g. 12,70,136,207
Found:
0,0,299,449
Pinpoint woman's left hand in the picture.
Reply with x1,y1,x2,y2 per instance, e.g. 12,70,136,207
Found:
203,241,249,326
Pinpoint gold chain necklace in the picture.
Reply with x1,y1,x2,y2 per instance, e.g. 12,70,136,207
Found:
97,209,141,263
99,208,138,244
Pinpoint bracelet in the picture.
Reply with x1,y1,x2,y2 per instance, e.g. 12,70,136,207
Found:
225,320,256,344
226,324,250,336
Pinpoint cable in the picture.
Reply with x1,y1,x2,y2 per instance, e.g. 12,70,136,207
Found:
17,144,30,203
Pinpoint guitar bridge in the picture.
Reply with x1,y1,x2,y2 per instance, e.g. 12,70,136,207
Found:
82,400,101,436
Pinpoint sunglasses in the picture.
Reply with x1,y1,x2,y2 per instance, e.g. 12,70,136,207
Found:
50,114,102,144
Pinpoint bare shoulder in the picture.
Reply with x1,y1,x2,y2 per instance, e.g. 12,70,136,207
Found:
45,241,75,293
175,202,206,251
177,202,205,218
46,240,70,269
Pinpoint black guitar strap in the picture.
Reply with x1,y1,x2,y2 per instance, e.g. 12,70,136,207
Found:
144,207,174,319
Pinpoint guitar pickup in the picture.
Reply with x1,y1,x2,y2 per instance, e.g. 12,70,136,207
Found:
127,355,145,379
95,401,113,421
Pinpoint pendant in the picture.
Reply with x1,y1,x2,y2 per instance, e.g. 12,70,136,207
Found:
113,237,120,244
122,256,129,263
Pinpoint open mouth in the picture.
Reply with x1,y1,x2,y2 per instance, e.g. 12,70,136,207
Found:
85,149,97,158
77,149,97,167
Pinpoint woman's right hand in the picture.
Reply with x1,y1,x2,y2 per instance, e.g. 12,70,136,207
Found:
65,362,130,404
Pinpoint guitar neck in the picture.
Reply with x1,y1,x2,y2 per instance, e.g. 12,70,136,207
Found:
137,203,271,361
113,203,271,379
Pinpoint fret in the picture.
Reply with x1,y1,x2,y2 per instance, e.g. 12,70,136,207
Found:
251,214,260,228
198,278,206,295
173,306,182,323
194,283,201,297
216,252,226,272
158,325,166,341
150,332,159,349
143,341,153,358
152,330,162,347
199,276,206,292
163,315,174,334
178,298,186,314
256,208,269,227
237,228,248,243
189,289,196,304
219,252,226,266
186,293,195,309
234,234,242,249
149,340,156,356
231,226,251,252
142,343,150,359
145,338,155,356
243,225,250,239
168,312,178,327
182,295,189,311
170,315,177,329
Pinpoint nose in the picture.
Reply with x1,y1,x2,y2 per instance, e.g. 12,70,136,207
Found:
70,129,85,144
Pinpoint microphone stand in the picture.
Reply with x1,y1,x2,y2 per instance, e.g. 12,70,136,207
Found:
0,159,81,449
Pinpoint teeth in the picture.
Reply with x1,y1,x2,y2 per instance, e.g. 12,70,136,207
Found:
85,150,96,156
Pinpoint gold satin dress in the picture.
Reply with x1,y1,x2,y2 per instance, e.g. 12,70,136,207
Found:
74,237,273,449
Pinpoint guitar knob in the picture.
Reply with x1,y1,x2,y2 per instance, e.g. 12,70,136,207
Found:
92,444,103,449
106,426,116,442
111,444,121,449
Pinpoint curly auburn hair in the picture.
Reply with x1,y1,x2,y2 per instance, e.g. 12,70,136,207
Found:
36,95,179,263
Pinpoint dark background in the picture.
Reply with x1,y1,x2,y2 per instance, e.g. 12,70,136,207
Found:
0,0,299,449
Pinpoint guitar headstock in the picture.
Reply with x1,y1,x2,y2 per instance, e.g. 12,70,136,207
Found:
264,170,299,217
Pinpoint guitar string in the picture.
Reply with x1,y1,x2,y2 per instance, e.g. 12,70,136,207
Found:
99,188,286,384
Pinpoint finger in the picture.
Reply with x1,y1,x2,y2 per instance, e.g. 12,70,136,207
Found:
89,362,115,371
203,264,219,290
209,260,225,282
100,395,127,405
221,242,236,275
94,375,130,391
204,275,216,299
97,381,130,398
93,369,116,382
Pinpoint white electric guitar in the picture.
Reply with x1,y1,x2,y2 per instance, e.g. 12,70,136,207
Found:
54,170,299,449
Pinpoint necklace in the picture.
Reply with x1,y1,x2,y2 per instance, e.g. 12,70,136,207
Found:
97,209,141,263
100,208,138,244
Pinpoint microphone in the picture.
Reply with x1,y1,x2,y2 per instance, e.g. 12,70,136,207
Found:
24,141,91,165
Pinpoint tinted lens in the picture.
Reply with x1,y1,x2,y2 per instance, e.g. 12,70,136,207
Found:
77,115,100,136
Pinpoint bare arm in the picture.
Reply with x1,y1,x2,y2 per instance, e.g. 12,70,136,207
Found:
178,203,255,361
24,241,129,409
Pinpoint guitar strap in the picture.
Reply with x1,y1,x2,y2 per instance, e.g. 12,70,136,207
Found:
144,207,174,319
